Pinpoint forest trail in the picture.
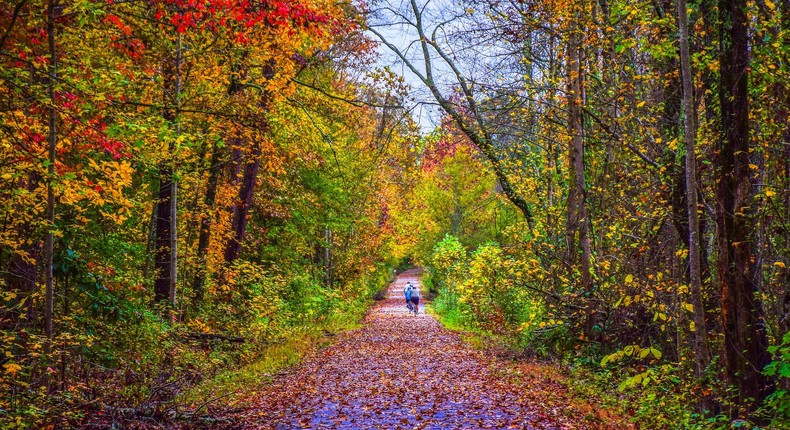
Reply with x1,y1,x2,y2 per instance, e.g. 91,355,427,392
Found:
220,269,595,430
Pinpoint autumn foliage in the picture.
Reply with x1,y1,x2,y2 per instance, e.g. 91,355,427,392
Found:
0,0,417,427
377,0,789,427
1,0,789,427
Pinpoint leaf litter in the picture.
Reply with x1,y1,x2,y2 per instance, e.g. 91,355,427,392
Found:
207,270,627,429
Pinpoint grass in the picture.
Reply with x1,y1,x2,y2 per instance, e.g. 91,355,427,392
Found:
426,306,490,354
426,303,508,351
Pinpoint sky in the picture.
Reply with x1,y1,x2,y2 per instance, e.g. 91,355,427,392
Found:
371,31,443,133
364,0,453,134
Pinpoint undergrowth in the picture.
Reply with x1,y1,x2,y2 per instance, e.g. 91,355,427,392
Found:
1,264,389,429
431,285,789,430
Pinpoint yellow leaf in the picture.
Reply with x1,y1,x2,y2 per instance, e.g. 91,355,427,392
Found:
3,363,22,375
765,189,776,197
650,348,662,359
625,274,633,284
775,262,786,269
765,0,776,9
689,321,696,332
684,303,694,313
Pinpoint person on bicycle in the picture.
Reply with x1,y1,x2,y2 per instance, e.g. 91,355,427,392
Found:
409,283,420,314
404,282,413,312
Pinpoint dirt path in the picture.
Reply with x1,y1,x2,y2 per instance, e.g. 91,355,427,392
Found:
227,270,574,429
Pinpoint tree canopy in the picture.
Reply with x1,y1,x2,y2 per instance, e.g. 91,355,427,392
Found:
0,0,788,427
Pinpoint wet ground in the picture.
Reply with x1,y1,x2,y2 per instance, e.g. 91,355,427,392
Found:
228,269,563,430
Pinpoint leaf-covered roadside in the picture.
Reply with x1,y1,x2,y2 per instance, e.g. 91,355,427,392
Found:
197,271,628,430
431,312,635,430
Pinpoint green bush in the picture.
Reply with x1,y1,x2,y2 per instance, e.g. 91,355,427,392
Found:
762,331,790,426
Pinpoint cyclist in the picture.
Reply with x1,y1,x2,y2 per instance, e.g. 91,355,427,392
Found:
404,282,414,312
409,283,420,314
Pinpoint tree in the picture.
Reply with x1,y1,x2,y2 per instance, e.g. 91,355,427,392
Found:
676,0,711,381
564,0,592,293
715,0,773,409
44,0,58,360
153,29,181,306
223,61,275,264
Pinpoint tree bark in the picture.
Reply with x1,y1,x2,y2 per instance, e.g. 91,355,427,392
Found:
44,0,57,360
566,13,592,292
716,0,772,409
676,0,712,379
154,165,175,304
775,0,790,338
154,35,181,305
192,145,221,302
323,228,333,288
224,139,262,263
224,61,275,263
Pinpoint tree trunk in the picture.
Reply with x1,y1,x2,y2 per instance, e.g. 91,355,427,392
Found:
566,19,592,292
324,228,333,288
776,0,790,339
782,78,790,338
224,139,262,263
547,138,554,230
716,0,772,409
44,0,57,361
676,0,712,380
154,35,182,305
4,175,39,329
192,145,221,302
154,165,175,304
224,61,275,264
783,125,790,335
451,184,462,236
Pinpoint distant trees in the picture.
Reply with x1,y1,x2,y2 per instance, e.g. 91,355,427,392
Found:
367,0,535,228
